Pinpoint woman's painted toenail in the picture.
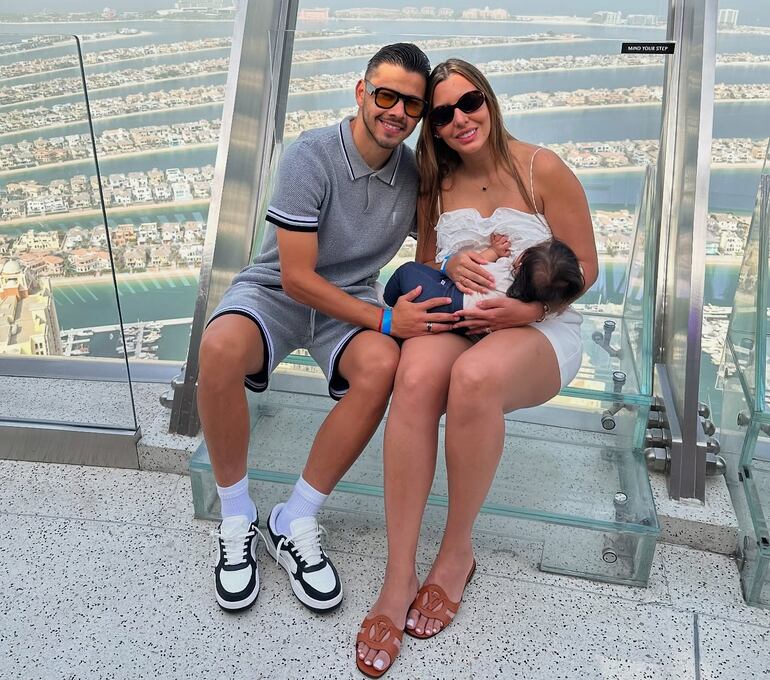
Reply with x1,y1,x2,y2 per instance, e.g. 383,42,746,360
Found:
374,660,384,670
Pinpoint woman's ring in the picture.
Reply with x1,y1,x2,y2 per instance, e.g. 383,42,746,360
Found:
484,327,492,334
426,321,433,333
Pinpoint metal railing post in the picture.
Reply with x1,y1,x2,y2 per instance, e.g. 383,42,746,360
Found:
169,0,299,435
656,0,718,501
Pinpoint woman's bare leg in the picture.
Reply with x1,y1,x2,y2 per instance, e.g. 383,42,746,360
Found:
414,327,562,636
357,333,470,672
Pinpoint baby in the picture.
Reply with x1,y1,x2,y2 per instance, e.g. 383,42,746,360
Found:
383,236,584,319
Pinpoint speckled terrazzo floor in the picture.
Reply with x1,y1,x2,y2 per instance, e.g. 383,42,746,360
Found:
1,459,768,680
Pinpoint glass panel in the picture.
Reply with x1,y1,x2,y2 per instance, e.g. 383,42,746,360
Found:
741,464,770,607
248,3,671,400
719,336,753,477
701,4,770,428
717,331,770,607
725,162,770,411
191,384,657,585
0,32,135,430
714,0,770,606
192,5,671,586
621,165,657,396
0,11,235,368
81,14,234,366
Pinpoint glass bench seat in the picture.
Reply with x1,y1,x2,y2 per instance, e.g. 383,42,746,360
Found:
190,165,661,588
190,370,659,587
739,464,770,608
718,158,770,608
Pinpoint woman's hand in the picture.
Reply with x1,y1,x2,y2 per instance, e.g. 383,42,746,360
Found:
444,250,496,294
452,296,544,333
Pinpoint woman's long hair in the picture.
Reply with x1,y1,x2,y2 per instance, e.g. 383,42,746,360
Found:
415,59,537,258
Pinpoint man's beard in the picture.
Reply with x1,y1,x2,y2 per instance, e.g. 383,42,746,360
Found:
363,112,404,150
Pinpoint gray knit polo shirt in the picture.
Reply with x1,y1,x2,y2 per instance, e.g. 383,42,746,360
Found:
234,116,418,290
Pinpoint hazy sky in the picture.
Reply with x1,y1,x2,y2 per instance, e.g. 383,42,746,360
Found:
5,0,769,26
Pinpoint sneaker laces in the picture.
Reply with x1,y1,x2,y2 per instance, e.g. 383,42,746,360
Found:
276,519,327,568
211,521,256,568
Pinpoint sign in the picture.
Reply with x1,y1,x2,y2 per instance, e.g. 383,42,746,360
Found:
621,42,676,54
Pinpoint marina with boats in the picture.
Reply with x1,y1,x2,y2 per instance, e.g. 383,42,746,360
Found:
60,316,192,360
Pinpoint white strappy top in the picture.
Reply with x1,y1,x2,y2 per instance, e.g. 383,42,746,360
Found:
434,148,553,307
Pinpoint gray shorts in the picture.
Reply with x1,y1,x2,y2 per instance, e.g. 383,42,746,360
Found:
207,281,381,400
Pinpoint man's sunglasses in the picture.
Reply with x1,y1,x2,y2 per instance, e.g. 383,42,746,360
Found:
429,90,486,127
364,79,427,119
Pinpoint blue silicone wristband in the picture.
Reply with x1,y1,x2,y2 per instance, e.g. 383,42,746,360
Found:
381,308,393,335
440,254,453,274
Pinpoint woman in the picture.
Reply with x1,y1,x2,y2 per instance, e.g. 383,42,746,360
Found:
355,59,597,677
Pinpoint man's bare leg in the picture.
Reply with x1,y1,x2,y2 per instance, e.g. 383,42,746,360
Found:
264,330,400,612
300,330,401,494
198,314,266,612
197,314,265,487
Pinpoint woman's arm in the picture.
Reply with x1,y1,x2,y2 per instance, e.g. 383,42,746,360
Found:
536,149,598,292
414,193,439,266
453,148,597,333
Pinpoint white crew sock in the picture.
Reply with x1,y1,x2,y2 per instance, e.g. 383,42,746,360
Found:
274,475,328,537
217,474,257,523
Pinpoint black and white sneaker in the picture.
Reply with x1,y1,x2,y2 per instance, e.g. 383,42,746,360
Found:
266,503,342,612
211,514,260,612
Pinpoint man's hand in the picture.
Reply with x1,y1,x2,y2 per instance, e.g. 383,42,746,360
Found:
452,296,544,333
444,250,496,294
390,287,459,339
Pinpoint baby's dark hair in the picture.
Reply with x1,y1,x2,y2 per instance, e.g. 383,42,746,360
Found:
506,239,584,309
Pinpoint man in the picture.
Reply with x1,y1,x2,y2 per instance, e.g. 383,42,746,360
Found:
198,43,455,613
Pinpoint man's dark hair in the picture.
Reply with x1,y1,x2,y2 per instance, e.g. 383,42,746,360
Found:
506,239,584,308
365,43,431,81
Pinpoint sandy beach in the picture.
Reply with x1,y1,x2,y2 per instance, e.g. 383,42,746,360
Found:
0,101,223,140
567,161,759,174
704,254,743,265
53,267,199,287
711,161,766,171
0,143,218,180
3,46,229,86
294,36,594,65
0,74,225,116
0,199,210,229
3,142,758,181
506,96,770,119
0,30,153,56
45,251,743,296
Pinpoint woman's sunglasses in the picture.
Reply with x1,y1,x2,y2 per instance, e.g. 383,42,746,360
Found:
364,80,427,119
429,90,486,128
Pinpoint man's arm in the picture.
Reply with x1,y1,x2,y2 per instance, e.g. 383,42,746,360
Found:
277,229,458,338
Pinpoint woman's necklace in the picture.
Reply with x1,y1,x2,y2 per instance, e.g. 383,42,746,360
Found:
466,168,493,192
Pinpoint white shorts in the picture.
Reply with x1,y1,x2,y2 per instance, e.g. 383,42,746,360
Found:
530,307,583,388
